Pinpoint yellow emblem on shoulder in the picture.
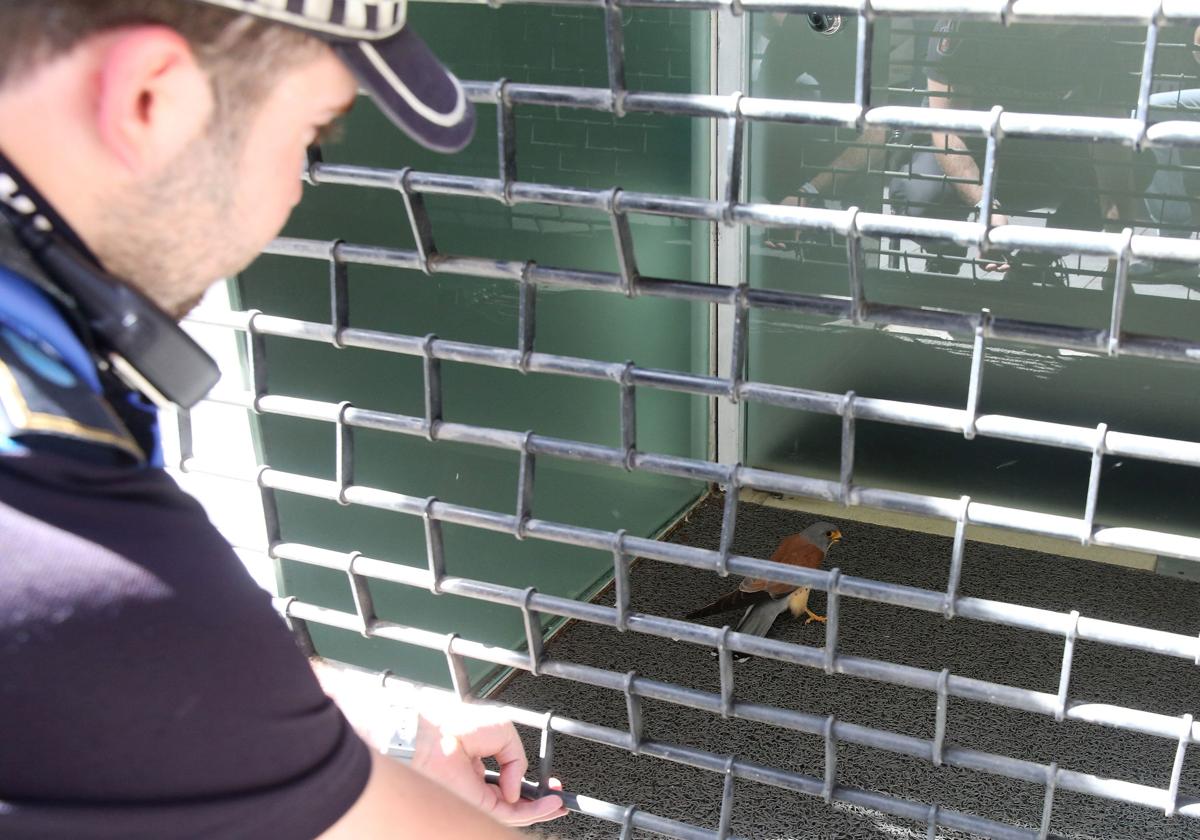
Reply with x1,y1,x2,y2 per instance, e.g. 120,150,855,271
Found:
0,325,143,461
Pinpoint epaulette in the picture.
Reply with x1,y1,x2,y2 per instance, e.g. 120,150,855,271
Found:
0,322,144,464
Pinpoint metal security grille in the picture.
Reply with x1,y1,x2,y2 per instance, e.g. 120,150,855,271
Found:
179,2,1200,838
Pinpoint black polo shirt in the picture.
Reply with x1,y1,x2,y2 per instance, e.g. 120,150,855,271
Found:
0,248,370,838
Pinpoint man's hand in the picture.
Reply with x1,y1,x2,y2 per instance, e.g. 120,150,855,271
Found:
310,659,568,829
764,193,820,250
412,704,568,827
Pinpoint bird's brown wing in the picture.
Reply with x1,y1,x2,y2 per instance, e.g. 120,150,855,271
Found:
739,534,825,596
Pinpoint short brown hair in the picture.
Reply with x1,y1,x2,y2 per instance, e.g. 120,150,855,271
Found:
0,1,322,115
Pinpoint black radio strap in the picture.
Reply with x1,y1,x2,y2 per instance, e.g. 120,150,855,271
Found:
0,148,220,409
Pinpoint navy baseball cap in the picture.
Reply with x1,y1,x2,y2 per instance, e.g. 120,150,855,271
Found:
192,1,475,152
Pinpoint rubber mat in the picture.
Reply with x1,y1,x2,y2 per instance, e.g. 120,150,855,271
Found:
494,495,1200,839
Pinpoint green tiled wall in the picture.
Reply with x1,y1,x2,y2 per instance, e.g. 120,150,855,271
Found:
236,4,712,690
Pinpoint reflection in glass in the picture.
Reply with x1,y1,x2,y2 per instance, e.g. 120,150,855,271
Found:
745,15,1200,536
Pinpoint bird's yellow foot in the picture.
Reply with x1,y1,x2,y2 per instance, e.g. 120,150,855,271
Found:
804,610,827,625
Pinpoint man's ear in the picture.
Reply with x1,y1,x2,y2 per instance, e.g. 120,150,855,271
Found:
95,26,214,174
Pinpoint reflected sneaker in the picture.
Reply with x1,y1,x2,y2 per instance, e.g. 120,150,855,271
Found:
1005,258,1069,287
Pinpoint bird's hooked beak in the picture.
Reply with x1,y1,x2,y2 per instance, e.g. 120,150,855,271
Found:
829,530,843,544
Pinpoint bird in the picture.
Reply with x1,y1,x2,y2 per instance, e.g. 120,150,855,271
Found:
686,522,842,660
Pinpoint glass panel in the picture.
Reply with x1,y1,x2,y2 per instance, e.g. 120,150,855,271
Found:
747,15,1200,537
236,4,711,689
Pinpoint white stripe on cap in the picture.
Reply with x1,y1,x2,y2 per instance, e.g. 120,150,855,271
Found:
357,41,466,128
303,0,334,20
194,0,406,40
343,0,368,28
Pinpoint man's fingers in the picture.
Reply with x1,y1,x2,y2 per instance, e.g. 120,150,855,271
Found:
491,793,567,827
455,722,528,803
981,248,1011,273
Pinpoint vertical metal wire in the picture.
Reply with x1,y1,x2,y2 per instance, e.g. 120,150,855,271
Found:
344,550,376,637
422,496,446,595
944,496,970,619
1133,13,1162,147
515,431,536,540
963,310,991,441
1055,612,1082,722
823,714,838,803
604,0,628,117
444,633,473,701
823,569,842,675
422,334,443,441
522,586,546,675
844,209,867,325
1107,231,1134,356
613,529,632,632
397,168,438,274
718,625,736,717
624,670,644,752
496,79,519,203
609,190,641,297
517,260,538,371
839,392,857,505
1081,426,1108,545
335,400,354,506
328,239,349,349
717,756,737,839
933,668,951,767
538,711,556,796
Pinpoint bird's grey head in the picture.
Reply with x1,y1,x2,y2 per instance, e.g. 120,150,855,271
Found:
802,521,843,551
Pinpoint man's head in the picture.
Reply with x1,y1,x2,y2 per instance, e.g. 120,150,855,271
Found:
0,1,361,316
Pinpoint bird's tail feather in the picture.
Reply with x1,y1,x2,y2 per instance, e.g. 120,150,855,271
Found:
734,597,791,637
686,589,770,620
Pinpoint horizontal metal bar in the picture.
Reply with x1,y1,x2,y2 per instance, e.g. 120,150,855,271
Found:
219,387,1200,569
270,541,1200,747
307,160,1200,268
249,218,1200,367
185,434,1200,657
536,782,731,840
194,309,1200,476
280,599,1200,824
430,0,1195,26
451,77,1200,151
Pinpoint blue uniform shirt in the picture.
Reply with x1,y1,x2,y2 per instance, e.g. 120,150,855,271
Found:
0,265,162,466
0,254,370,839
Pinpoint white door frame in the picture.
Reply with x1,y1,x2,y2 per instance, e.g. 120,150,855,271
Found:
711,7,748,468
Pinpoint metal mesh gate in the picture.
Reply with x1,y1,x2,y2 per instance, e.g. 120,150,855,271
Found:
179,2,1200,838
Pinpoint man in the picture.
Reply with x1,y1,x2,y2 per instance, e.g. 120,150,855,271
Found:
0,1,564,837
753,12,888,253
888,19,1138,283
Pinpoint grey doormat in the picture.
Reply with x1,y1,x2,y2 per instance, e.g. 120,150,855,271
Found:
493,496,1200,839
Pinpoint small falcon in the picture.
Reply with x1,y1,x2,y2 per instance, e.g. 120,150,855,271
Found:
687,522,842,656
